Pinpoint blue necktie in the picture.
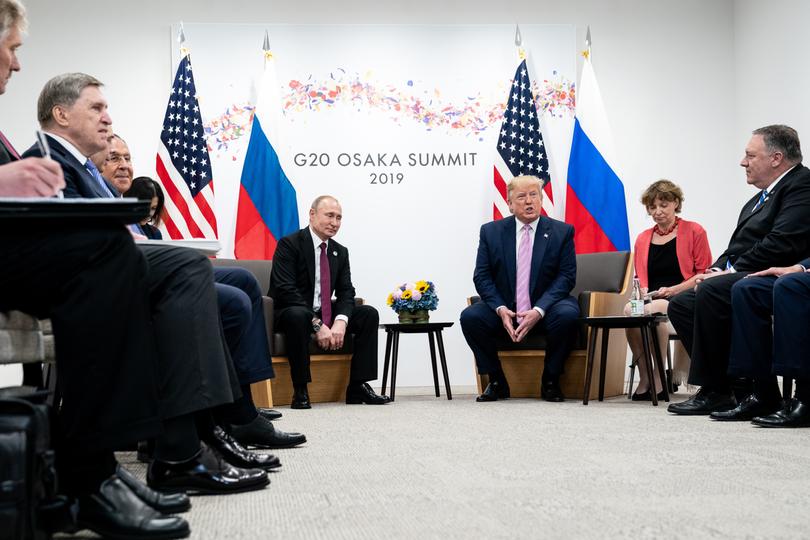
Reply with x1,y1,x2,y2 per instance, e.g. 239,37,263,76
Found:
84,159,115,198
752,189,768,212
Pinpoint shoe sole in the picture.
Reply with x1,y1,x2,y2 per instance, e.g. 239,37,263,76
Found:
240,438,307,450
151,476,270,496
77,520,190,540
345,399,390,404
290,404,311,409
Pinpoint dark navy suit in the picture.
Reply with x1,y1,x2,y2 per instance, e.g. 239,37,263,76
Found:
460,215,579,377
729,256,810,383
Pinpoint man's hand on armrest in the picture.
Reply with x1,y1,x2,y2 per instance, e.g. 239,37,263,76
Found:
0,158,64,197
748,264,805,278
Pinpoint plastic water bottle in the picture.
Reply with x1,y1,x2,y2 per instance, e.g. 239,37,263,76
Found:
630,277,645,316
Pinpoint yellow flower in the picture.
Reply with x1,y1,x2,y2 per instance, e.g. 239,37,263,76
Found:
386,293,394,306
401,290,413,300
415,280,429,293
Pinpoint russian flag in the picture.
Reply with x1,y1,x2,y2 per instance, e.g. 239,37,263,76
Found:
564,52,630,253
234,47,299,259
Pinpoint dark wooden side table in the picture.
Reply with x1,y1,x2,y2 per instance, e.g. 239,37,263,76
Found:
582,314,669,406
379,322,453,401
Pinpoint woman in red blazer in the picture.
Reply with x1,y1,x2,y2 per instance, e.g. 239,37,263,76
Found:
624,180,712,400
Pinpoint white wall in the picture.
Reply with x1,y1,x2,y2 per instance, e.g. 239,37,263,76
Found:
3,0,801,389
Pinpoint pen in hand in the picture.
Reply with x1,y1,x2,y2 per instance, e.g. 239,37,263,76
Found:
35,129,62,198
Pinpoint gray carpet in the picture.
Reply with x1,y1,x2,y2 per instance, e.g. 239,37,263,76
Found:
60,390,810,539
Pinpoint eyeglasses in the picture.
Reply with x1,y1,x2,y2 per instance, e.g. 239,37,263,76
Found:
106,154,131,164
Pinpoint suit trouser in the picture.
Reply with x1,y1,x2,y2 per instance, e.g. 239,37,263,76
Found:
459,297,580,377
213,267,275,385
0,222,162,493
667,272,748,388
728,276,777,379
275,304,379,385
139,245,238,419
773,272,810,380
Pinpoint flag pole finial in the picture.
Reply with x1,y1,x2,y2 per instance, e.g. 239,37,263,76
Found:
178,22,189,57
584,26,592,60
263,29,272,63
514,24,526,60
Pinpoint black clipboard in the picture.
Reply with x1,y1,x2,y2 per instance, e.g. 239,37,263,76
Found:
0,198,151,224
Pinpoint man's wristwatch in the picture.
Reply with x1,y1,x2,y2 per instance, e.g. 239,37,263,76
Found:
312,318,323,332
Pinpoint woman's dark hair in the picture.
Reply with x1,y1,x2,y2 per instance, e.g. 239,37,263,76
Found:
124,176,165,226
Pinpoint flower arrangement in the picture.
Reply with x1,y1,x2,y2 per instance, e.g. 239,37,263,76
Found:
386,280,439,314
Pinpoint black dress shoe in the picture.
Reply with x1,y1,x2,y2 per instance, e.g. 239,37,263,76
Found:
78,476,190,539
631,390,666,402
206,426,281,470
230,414,307,449
710,393,783,421
752,399,810,428
147,443,269,495
667,388,736,415
117,465,191,514
476,379,510,402
257,407,283,421
346,382,391,404
541,380,565,402
291,386,311,409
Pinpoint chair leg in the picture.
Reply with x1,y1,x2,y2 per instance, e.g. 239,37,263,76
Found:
582,327,599,405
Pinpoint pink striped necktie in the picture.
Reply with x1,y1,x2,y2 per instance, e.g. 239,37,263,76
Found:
516,223,532,322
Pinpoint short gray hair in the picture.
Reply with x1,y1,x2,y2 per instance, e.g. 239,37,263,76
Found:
753,124,803,163
0,0,26,42
37,72,104,126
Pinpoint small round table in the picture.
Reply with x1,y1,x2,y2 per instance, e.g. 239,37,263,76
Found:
379,322,454,401
581,314,669,406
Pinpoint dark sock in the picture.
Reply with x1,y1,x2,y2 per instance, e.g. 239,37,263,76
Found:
541,372,559,385
489,368,506,384
754,376,781,403
215,393,258,427
154,413,200,463
57,450,117,497
795,380,810,402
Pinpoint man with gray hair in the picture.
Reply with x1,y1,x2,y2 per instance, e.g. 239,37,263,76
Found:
667,125,810,417
0,1,192,538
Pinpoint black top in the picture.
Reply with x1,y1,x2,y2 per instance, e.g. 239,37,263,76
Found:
648,238,684,291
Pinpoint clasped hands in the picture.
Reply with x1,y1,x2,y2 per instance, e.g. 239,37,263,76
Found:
315,319,347,351
497,306,542,343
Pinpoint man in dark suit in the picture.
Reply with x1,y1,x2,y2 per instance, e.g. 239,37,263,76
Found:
667,125,810,416
0,4,190,537
460,175,579,402
717,259,810,427
22,73,273,493
269,195,389,409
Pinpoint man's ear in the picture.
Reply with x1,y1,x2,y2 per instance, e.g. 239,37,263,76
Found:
50,105,70,128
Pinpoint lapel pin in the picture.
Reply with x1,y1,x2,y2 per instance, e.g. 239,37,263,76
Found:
332,250,338,256
543,233,549,238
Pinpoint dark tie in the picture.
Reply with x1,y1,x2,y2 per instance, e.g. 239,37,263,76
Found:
752,189,768,212
85,159,114,198
0,130,20,160
319,242,332,326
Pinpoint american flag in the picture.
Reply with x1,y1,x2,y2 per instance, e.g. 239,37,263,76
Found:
493,59,553,220
155,53,218,239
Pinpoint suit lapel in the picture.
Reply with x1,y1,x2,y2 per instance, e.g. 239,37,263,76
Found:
301,228,316,295
502,217,517,300
327,240,339,293
48,136,111,199
530,217,550,291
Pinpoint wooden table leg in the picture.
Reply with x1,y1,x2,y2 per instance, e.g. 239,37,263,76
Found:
649,322,669,402
391,331,400,402
436,330,452,400
381,330,392,396
582,326,599,405
640,325,658,406
427,331,440,397
598,327,610,402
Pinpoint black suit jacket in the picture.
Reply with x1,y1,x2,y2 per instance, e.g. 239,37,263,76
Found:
269,227,356,319
714,164,810,272
21,134,117,198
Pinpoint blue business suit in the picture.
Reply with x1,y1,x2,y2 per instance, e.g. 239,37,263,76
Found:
730,256,810,385
460,215,579,377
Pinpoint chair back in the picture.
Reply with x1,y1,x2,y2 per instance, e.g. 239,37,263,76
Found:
210,258,273,295
571,251,631,298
